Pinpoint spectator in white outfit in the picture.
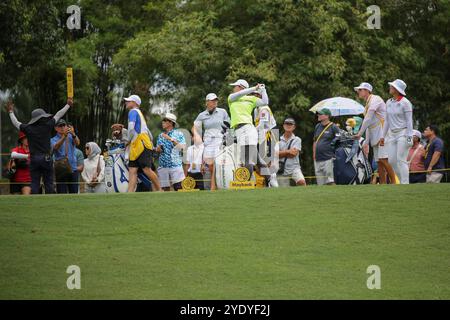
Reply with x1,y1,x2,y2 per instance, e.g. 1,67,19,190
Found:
380,79,414,184
81,142,106,193
277,118,306,187
353,82,397,184
183,135,205,190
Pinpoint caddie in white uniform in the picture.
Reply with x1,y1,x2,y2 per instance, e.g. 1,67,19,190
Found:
354,82,397,184
252,90,278,187
380,79,414,184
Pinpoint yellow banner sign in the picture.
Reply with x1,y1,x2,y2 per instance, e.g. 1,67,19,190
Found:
66,67,74,98
229,181,256,190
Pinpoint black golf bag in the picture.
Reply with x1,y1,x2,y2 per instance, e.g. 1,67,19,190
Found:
332,132,372,185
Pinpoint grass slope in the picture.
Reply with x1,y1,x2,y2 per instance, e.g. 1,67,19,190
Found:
0,184,449,299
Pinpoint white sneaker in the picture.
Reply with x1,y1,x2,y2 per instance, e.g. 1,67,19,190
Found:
269,173,279,188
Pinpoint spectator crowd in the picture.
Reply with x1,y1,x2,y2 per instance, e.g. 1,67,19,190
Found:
3,78,447,195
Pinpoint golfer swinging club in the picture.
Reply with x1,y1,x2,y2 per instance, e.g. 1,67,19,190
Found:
228,79,269,177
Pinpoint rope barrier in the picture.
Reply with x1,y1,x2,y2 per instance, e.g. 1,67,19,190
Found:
0,168,448,185
1,149,448,186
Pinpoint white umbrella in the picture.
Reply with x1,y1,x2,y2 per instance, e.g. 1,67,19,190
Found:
309,97,365,116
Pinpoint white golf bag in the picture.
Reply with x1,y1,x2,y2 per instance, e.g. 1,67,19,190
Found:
214,129,257,189
104,139,152,193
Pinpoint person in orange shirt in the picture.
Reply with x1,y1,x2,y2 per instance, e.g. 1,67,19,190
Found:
407,130,426,184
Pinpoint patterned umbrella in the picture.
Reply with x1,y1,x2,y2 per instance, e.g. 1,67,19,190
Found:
309,97,365,116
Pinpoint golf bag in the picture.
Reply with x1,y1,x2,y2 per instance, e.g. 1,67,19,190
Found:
214,122,256,189
104,139,152,192
332,132,372,185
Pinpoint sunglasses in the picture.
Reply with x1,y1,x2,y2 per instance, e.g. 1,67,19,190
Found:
85,146,90,150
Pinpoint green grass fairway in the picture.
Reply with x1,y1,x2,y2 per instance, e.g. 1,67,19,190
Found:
0,184,449,299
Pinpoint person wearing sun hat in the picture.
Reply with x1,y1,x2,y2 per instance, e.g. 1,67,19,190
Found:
6,98,73,194
353,82,396,184
124,94,161,192
380,79,414,184
407,130,426,184
192,93,230,190
313,108,340,185
155,113,186,191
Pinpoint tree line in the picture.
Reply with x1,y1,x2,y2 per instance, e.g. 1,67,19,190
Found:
1,0,449,176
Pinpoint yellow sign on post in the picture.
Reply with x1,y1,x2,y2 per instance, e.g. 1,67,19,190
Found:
66,67,74,98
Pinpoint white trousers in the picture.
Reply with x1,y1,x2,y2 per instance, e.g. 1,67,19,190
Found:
235,124,258,146
385,129,411,184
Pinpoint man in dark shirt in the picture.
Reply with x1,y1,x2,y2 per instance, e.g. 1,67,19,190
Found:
313,108,340,185
423,125,445,183
6,99,73,194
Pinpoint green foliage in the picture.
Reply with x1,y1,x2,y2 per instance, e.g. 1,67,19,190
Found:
114,0,450,174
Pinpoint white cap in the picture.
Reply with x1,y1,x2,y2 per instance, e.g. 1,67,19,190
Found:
124,94,141,106
354,82,373,92
163,112,178,126
229,79,249,89
205,93,218,101
388,79,407,96
412,130,422,139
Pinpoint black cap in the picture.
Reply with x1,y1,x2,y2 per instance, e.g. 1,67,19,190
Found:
284,118,296,125
56,119,67,126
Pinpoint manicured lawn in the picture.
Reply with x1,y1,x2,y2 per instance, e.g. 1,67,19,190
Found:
0,184,449,299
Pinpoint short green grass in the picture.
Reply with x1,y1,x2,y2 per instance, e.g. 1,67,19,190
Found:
0,184,449,299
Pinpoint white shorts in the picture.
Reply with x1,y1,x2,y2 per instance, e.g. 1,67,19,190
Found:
203,138,222,160
426,172,443,183
277,168,305,187
235,124,258,146
157,166,185,188
314,159,335,185
373,144,388,161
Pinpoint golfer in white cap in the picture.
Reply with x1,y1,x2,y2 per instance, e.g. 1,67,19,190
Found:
124,94,161,192
228,79,269,177
380,79,414,184
353,82,396,184
192,93,230,190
